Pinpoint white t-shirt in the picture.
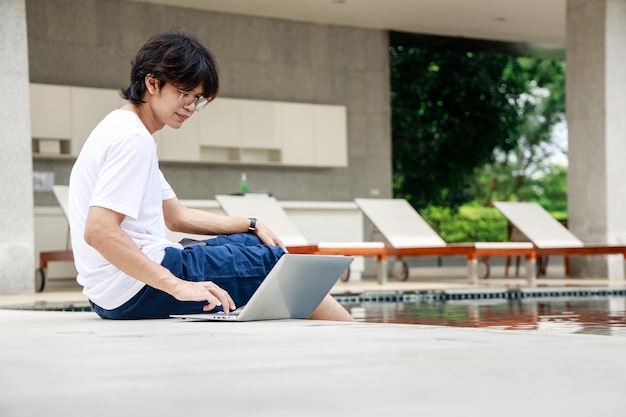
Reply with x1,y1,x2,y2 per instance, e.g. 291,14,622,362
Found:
68,109,181,310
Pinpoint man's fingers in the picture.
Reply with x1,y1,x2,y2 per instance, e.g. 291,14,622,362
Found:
202,283,236,313
202,302,217,312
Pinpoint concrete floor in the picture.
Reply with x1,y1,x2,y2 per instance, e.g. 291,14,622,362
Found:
2,261,626,417
1,308,626,417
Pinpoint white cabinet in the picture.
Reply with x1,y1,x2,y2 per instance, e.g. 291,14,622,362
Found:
70,87,125,156
30,84,72,140
314,105,347,167
196,97,241,163
30,84,348,167
196,98,347,166
280,102,316,166
159,112,200,161
199,97,241,148
30,84,72,156
31,84,124,156
241,100,280,149
279,103,347,167
198,98,281,164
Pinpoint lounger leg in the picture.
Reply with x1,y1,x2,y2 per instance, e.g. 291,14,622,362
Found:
392,257,403,278
467,258,478,285
377,259,388,285
525,256,537,286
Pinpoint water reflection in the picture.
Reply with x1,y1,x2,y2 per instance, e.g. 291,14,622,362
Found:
342,296,626,337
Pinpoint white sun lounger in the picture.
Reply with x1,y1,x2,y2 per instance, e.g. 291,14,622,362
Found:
215,194,388,283
495,201,626,277
37,185,75,292
354,198,535,284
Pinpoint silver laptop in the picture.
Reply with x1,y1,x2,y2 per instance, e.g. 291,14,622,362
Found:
170,254,353,321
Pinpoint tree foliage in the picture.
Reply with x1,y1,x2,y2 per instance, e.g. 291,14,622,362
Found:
390,47,566,210
391,47,525,208
471,58,567,207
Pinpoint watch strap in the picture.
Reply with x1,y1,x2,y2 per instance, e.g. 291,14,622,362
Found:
248,217,257,234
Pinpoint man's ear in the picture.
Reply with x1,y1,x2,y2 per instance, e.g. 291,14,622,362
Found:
145,74,160,95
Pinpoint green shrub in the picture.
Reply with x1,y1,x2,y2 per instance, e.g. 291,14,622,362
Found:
420,205,509,243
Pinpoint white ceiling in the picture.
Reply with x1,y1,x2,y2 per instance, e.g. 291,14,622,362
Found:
128,0,566,46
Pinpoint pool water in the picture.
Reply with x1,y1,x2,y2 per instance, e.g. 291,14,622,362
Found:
340,296,626,337
5,292,626,337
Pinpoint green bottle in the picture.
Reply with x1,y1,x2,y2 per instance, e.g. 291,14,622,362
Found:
240,173,248,194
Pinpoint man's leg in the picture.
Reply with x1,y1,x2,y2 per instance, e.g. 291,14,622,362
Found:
193,235,354,321
308,294,354,321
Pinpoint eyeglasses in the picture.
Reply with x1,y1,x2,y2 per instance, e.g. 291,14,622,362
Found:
177,89,210,111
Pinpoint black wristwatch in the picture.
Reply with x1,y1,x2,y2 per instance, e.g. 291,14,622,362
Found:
248,217,257,234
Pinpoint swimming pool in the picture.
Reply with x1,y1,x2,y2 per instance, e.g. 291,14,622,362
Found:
5,288,626,336
337,290,626,337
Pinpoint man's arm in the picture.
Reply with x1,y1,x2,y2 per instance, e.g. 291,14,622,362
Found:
162,197,285,249
84,205,236,312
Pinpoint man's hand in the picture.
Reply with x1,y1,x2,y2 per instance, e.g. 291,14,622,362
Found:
253,220,286,251
171,279,237,313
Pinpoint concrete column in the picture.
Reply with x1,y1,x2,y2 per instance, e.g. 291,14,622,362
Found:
567,0,626,278
0,0,35,293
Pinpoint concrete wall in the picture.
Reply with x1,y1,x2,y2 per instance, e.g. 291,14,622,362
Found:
0,0,36,294
27,0,392,206
566,0,626,278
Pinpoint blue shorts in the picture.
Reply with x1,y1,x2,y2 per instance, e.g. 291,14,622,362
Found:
89,234,285,319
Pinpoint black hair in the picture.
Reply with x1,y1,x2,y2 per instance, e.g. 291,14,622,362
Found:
121,29,219,104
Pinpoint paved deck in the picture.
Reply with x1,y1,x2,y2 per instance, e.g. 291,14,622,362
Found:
3,263,626,416
2,307,626,417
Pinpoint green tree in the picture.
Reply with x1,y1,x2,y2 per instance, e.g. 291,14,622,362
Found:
391,48,566,210
390,47,527,208
520,165,568,214
472,58,567,207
